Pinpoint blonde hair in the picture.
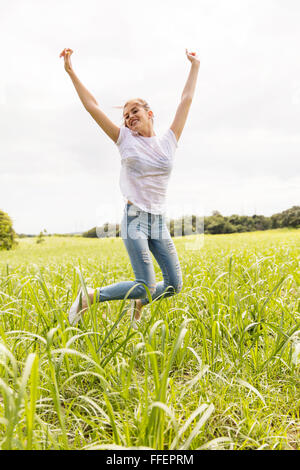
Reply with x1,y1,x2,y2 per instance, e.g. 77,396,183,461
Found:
122,98,154,128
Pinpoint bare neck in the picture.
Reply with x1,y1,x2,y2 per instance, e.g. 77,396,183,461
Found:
138,125,156,137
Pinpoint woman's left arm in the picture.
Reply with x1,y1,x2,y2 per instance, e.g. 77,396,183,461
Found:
170,49,200,142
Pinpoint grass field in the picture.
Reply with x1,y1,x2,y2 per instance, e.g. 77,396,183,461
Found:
0,229,299,450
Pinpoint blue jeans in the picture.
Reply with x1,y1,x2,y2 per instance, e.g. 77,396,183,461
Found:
96,203,183,305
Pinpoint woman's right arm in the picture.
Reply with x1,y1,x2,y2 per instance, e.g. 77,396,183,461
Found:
60,48,120,144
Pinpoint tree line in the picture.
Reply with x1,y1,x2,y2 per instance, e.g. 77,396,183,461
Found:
82,206,300,238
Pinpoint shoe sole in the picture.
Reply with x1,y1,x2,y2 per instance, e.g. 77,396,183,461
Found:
68,288,83,326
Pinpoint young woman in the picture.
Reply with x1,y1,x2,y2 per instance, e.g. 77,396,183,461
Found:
60,48,200,327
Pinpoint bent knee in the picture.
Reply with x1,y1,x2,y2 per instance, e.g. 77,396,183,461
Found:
134,282,156,298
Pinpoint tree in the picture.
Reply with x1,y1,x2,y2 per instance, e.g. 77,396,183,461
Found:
205,213,227,234
0,210,17,250
281,206,300,228
271,206,300,229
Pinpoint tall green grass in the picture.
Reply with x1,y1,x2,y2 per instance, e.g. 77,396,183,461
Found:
0,229,299,449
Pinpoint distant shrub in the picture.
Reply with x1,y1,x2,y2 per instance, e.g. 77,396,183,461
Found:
36,229,47,244
0,210,17,250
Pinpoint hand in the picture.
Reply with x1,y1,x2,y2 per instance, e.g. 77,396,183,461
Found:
59,48,74,73
185,49,200,66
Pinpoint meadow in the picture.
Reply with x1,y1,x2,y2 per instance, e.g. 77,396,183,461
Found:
0,229,299,450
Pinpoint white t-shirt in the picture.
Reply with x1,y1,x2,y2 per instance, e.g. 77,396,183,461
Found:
116,126,178,214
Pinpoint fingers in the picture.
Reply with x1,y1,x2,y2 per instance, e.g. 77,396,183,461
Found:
185,48,200,65
59,48,73,58
185,48,196,57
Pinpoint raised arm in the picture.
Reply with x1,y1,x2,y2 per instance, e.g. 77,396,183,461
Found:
60,48,120,143
170,49,200,142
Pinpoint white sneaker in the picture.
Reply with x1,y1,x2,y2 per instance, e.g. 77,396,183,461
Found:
68,287,95,326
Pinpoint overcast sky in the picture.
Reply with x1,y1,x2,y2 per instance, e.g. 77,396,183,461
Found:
1,0,299,234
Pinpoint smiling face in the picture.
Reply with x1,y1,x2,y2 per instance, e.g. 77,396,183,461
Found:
123,99,154,135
